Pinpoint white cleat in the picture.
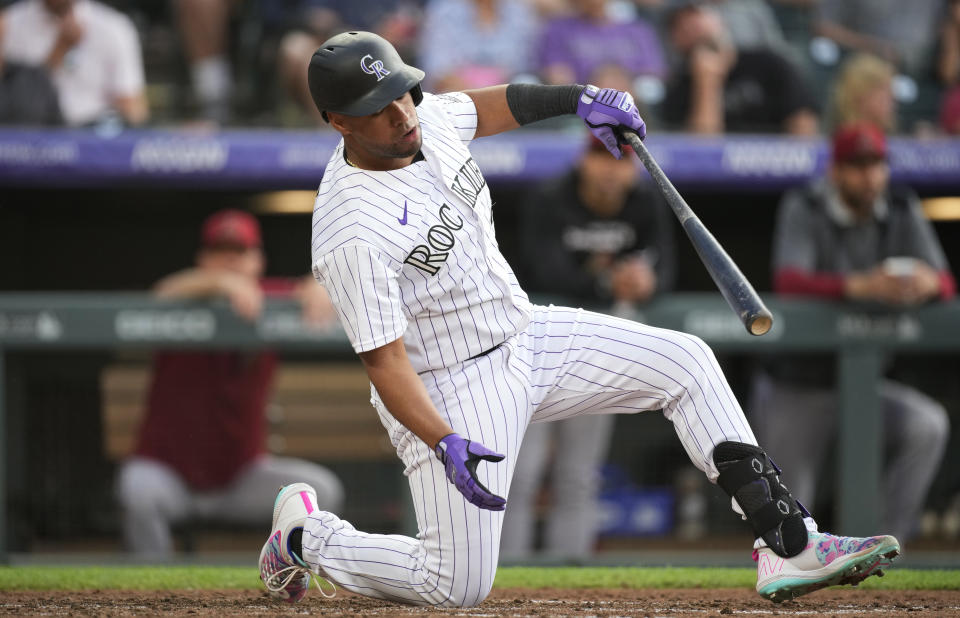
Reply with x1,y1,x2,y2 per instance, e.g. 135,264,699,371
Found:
258,482,335,602
755,531,900,603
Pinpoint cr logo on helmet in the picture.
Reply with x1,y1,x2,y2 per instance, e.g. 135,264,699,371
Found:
360,54,391,81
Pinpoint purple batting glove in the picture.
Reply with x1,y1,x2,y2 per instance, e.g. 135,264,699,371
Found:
434,433,506,511
576,84,647,159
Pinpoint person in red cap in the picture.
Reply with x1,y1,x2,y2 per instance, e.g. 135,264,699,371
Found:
115,209,344,559
751,123,955,543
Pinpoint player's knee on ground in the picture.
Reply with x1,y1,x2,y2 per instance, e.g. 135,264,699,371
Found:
389,562,493,608
713,442,808,558
430,577,494,608
420,541,497,607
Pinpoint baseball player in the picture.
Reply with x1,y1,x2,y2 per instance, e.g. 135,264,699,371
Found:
258,31,900,607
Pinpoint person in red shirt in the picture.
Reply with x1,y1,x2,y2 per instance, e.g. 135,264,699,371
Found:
116,209,344,559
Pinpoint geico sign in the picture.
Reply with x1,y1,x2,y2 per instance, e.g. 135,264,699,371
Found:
130,138,228,173
115,310,216,341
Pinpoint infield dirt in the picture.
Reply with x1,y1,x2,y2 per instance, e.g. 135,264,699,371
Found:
0,587,957,616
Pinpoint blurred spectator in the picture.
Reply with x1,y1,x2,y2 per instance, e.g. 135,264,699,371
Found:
418,0,538,92
272,0,422,51
276,1,422,123
538,0,666,86
941,87,960,134
519,135,675,306
939,0,960,134
662,1,818,134
0,11,62,124
1,0,147,127
765,0,819,49
116,209,344,559
175,0,234,124
827,53,896,133
708,0,789,53
753,124,954,543
815,0,941,75
500,133,675,559
939,0,960,87
632,0,668,14
530,0,570,17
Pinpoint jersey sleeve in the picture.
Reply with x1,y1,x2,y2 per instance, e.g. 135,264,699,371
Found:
313,245,408,353
429,91,478,144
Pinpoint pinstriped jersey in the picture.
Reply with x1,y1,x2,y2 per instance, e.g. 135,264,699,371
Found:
311,92,532,373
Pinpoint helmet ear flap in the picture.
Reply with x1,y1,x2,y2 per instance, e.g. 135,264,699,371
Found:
410,84,423,107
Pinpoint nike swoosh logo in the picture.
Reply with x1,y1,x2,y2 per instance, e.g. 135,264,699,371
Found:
398,201,408,225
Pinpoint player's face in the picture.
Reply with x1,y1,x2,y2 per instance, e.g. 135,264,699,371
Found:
198,246,265,279
329,92,421,170
831,158,889,215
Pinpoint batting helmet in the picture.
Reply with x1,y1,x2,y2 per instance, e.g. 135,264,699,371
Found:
308,31,425,120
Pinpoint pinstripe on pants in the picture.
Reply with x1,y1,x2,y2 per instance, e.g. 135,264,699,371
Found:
300,305,756,607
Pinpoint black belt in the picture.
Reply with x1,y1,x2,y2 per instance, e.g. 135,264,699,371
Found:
417,343,506,375
467,342,504,361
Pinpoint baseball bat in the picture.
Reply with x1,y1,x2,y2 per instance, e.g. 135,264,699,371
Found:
619,131,773,336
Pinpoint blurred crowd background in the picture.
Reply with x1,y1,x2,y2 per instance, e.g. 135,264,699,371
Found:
2,0,960,565
2,0,960,135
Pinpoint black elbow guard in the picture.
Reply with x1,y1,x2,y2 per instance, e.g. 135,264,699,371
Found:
714,442,809,558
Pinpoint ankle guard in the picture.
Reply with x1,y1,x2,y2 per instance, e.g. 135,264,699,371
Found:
714,442,808,558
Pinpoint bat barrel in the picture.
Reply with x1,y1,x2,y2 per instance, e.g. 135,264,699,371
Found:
620,131,773,337
749,313,773,336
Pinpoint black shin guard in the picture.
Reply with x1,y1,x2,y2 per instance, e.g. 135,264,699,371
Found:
714,442,809,558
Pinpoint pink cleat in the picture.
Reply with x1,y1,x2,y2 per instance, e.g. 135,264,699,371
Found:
258,483,335,602
755,531,900,602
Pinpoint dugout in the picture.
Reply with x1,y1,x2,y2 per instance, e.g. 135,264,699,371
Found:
1,129,960,557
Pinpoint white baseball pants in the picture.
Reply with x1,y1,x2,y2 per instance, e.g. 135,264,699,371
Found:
300,305,757,606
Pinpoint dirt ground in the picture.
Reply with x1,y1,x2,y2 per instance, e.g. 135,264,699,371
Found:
0,587,957,617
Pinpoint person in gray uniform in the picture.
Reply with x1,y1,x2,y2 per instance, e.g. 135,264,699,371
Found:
753,123,954,543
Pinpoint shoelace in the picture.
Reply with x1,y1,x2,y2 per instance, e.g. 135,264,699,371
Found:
264,563,337,599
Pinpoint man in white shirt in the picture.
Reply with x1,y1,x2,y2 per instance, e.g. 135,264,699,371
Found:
1,0,148,126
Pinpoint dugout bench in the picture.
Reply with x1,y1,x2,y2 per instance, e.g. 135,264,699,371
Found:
100,362,390,463
0,293,959,562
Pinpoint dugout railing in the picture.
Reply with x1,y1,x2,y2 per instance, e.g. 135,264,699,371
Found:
1,293,958,562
